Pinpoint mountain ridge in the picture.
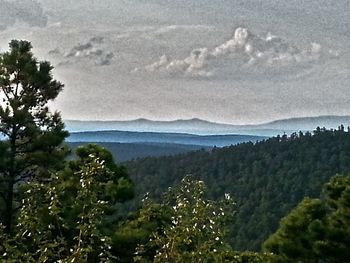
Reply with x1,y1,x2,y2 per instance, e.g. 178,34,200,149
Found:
68,130,265,147
65,115,350,136
65,115,350,125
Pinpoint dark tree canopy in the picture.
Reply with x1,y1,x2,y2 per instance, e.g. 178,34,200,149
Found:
125,128,350,250
0,40,68,232
263,175,350,263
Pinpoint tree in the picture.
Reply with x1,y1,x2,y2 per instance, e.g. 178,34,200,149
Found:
312,175,350,262
0,40,68,233
71,144,134,204
263,174,350,263
134,176,236,262
1,145,134,262
263,198,326,263
132,176,274,263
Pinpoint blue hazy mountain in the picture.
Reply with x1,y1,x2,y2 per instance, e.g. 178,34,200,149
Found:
67,130,265,147
65,115,350,136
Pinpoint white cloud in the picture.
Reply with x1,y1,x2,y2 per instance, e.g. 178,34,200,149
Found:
154,24,214,34
144,55,169,71
136,27,339,78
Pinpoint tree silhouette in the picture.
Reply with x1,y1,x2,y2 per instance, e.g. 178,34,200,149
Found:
0,40,68,233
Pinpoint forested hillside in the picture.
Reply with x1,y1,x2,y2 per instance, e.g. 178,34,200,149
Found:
68,142,209,161
125,127,350,251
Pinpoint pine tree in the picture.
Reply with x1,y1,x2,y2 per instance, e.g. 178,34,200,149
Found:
263,175,350,263
0,40,68,233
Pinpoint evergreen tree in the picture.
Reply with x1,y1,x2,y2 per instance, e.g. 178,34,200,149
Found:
0,40,68,233
1,145,134,262
263,174,350,263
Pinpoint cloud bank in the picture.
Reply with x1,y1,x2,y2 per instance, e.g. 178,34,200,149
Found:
0,0,48,31
50,36,114,66
135,27,339,78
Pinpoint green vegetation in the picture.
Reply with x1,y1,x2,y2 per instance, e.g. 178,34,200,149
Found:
0,40,68,233
264,175,350,263
68,142,208,162
2,156,114,262
125,127,350,250
133,176,235,262
1,40,349,262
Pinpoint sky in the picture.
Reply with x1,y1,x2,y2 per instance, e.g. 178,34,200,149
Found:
0,0,349,124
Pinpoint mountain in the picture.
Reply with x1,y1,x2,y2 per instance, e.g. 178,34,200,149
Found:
65,115,350,136
257,115,350,130
67,130,265,147
124,128,350,251
65,118,240,134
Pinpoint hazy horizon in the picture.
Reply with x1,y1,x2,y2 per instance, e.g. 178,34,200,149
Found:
1,0,349,124
64,114,350,128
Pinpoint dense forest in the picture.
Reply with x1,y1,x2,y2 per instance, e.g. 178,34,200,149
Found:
68,142,209,162
1,41,349,262
125,127,350,251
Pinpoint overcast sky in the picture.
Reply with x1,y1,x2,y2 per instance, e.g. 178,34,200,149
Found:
0,0,349,124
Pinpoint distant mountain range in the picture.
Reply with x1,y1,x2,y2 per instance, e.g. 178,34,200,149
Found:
68,130,265,147
65,115,350,136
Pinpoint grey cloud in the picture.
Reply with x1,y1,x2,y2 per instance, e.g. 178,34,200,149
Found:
89,36,104,44
65,43,93,57
96,52,114,66
0,0,47,31
50,36,114,66
48,48,60,55
136,27,339,78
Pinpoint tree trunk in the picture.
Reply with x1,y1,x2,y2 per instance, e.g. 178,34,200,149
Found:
4,126,17,233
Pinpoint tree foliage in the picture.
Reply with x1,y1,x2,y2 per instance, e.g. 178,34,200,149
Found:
0,40,68,232
263,174,350,263
1,144,135,262
132,176,274,263
125,128,350,250
147,178,233,262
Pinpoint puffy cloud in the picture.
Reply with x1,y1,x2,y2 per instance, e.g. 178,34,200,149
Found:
49,36,114,66
0,0,47,30
141,48,213,77
136,27,339,78
144,55,169,71
212,27,251,56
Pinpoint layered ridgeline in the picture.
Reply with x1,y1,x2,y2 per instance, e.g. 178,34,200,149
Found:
67,132,265,161
66,115,350,136
66,115,350,161
124,127,350,251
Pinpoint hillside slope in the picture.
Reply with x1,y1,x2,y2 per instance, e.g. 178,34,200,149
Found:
68,142,209,161
125,128,350,251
